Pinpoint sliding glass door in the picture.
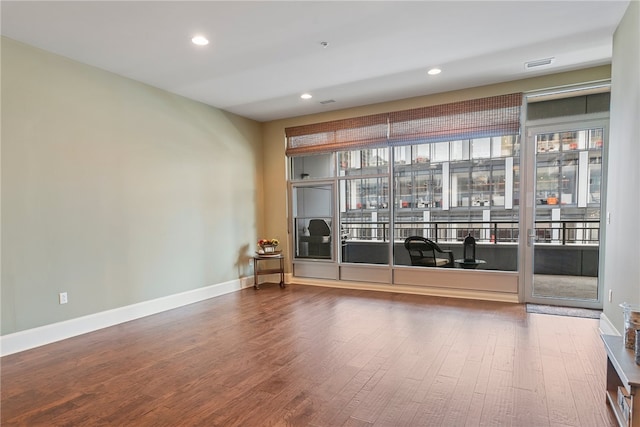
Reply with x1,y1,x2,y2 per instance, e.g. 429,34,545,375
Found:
523,117,607,308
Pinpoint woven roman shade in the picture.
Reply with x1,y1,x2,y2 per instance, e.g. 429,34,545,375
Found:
388,93,523,145
284,93,523,156
285,113,388,156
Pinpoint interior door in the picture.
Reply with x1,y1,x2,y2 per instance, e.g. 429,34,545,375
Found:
524,118,607,308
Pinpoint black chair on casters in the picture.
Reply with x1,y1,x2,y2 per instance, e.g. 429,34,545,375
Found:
404,236,454,267
307,219,331,258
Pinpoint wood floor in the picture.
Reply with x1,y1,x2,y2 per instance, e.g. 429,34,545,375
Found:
1,284,617,426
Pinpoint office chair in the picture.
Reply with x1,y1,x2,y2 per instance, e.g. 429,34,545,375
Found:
307,219,331,257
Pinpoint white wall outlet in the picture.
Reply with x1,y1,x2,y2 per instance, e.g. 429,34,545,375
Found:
59,292,68,304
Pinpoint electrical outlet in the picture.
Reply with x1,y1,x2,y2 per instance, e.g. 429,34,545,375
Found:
59,292,68,304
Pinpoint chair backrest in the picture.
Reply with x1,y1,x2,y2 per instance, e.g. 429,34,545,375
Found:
308,219,331,236
404,236,439,266
404,236,455,267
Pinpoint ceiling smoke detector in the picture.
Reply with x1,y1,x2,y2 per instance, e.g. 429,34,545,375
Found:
524,57,555,70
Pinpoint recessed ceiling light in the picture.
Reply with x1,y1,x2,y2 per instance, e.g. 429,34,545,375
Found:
428,68,442,75
301,93,312,100
191,35,209,46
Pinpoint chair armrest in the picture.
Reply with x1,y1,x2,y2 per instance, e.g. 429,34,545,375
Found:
443,250,454,266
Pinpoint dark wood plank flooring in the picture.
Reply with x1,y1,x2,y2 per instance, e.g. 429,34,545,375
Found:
1,284,617,426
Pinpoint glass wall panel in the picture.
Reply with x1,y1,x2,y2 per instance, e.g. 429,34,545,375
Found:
471,163,491,206
291,153,334,180
560,153,578,205
431,142,449,162
490,166,506,207
415,168,443,208
451,165,470,207
392,136,520,271
536,154,561,205
395,170,412,209
537,132,561,153
513,163,521,207
450,140,469,161
292,185,333,260
394,145,412,166
339,148,389,176
471,138,491,159
339,148,390,265
589,128,604,149
560,130,587,151
492,136,515,157
290,136,521,272
413,144,431,163
588,153,602,205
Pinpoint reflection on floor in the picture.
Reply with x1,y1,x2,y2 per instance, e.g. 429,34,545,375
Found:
533,274,598,300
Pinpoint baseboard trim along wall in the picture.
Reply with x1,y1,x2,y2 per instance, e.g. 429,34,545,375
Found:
1,278,255,357
9,272,590,356
599,312,621,337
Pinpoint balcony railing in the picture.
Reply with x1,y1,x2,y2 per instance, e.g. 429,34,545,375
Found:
340,219,600,245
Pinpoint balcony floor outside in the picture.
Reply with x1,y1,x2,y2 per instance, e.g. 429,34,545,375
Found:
533,274,598,301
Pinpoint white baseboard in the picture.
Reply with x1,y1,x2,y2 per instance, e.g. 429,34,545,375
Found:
1,278,254,357
599,312,620,336
0,273,517,357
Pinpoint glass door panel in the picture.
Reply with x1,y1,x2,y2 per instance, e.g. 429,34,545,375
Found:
526,121,606,307
292,185,334,260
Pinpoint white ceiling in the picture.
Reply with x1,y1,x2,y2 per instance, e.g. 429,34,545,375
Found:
1,1,630,122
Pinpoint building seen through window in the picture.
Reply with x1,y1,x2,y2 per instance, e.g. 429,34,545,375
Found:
289,127,603,272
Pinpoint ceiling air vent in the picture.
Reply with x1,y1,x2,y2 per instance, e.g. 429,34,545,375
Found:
524,57,555,70
319,99,336,105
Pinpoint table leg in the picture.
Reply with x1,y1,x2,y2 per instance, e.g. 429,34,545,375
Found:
253,258,259,290
279,257,285,288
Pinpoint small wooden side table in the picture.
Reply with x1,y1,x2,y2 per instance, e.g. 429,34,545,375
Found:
252,254,285,290
602,334,640,427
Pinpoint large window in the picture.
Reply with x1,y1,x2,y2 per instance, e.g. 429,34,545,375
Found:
287,93,525,272
285,90,609,307
288,134,521,270
391,135,520,270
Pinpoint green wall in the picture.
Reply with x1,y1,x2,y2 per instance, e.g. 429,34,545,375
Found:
1,38,264,335
603,1,640,333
